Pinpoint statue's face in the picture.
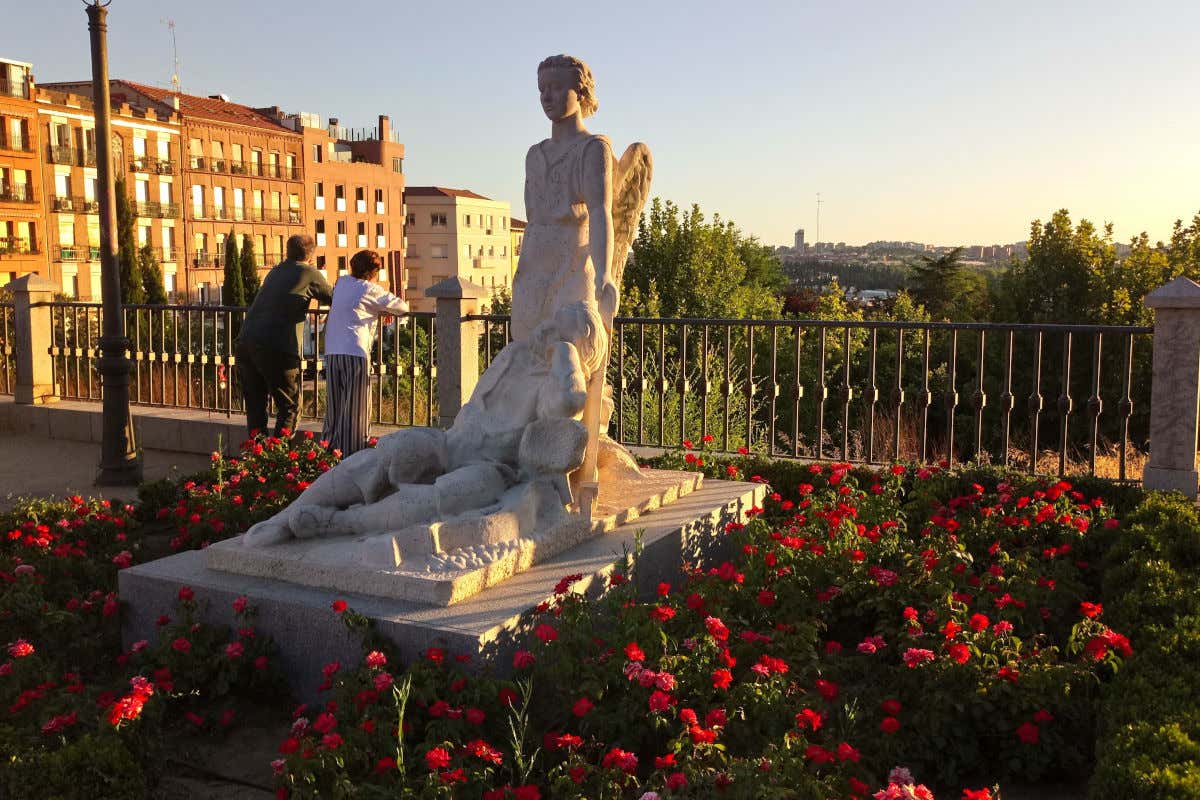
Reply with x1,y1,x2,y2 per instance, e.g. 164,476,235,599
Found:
538,67,581,122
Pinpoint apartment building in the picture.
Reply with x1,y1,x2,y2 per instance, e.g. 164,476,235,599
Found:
402,187,512,312
48,79,309,301
34,87,183,299
299,113,405,290
0,58,45,286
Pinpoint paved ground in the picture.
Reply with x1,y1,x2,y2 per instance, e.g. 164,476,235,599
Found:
0,433,213,511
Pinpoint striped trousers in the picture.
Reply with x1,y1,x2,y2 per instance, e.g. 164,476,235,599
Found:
322,354,371,457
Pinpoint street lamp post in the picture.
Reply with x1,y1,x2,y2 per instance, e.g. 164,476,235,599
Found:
87,0,142,485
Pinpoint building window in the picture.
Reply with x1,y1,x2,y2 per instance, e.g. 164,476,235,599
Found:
462,244,471,260
406,212,416,226
430,244,447,259
464,214,471,227
391,157,403,173
315,220,325,234
337,220,346,236
316,255,326,269
337,255,347,275
311,143,322,163
374,188,383,203
430,213,446,227
375,222,384,237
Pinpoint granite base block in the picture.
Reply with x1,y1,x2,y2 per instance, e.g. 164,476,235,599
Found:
120,478,764,703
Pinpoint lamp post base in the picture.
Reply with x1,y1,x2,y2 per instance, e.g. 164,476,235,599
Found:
95,334,143,487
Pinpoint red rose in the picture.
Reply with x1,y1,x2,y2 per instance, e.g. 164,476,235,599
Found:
534,623,558,643
712,668,733,689
330,599,348,614
572,697,593,717
424,747,451,770
880,716,901,734
880,699,902,716
625,642,646,662
1015,722,1040,744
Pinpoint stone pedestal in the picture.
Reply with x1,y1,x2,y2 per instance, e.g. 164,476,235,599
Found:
425,277,489,428
120,478,764,702
1144,277,1200,498
10,274,58,405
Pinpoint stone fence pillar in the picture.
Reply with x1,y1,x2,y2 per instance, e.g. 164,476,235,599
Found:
425,277,489,428
10,274,58,405
1143,276,1200,497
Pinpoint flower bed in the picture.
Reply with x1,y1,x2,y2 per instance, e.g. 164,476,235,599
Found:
3,432,1199,799
0,431,336,798
269,454,1190,799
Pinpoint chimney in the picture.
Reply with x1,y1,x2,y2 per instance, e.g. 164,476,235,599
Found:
170,95,180,111
379,114,391,142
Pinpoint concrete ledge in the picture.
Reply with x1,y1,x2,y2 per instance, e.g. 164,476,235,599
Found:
120,478,765,702
0,396,407,456
1142,465,1199,496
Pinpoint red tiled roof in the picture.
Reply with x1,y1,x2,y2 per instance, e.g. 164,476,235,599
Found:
404,186,492,200
114,80,296,133
511,218,526,229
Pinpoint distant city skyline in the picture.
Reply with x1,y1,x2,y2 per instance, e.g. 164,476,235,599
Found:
7,0,1199,247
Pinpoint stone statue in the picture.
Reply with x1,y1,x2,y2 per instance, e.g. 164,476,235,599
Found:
241,54,652,566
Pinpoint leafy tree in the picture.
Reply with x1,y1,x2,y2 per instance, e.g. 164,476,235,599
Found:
114,178,144,305
222,228,244,307
138,244,167,304
239,234,260,304
908,247,988,321
622,198,785,319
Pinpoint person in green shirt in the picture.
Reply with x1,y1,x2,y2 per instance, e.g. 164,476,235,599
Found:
236,234,333,438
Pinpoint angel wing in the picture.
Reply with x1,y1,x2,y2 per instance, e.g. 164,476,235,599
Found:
610,142,653,290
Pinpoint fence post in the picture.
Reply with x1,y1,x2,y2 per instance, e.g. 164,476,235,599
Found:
1143,276,1200,497
11,274,58,405
426,276,489,428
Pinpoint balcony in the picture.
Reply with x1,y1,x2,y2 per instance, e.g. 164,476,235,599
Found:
188,156,206,170
288,209,302,224
247,162,264,177
0,183,36,203
54,244,101,262
229,160,248,175
48,144,76,165
209,158,226,174
161,247,178,262
130,157,174,175
0,237,38,256
82,150,97,167
135,201,180,219
0,75,30,99
0,136,33,154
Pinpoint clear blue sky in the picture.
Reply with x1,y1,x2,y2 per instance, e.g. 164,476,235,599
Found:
11,0,1200,247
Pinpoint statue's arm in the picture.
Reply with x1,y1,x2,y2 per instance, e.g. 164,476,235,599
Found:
582,138,616,322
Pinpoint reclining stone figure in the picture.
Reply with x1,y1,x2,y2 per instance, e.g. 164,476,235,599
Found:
242,301,606,553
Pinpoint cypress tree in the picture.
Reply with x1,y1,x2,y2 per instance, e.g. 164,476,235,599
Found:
114,178,145,305
222,227,244,306
239,234,260,303
139,244,167,304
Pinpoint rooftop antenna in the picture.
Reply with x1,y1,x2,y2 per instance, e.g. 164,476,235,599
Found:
160,18,180,94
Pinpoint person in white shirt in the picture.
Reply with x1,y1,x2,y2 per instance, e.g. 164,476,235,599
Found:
321,250,409,455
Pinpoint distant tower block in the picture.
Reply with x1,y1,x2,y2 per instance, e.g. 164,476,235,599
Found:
794,228,805,251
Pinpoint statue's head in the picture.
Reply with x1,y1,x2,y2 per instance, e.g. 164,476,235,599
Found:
537,54,597,121
549,301,607,374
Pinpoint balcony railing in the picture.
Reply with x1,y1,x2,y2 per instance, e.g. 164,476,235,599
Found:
0,76,30,99
161,247,178,262
229,160,248,175
188,156,205,170
50,195,101,214
0,237,39,256
0,136,33,153
82,150,97,167
130,157,174,175
135,201,180,219
54,244,101,262
48,144,76,164
209,158,226,173
0,184,36,203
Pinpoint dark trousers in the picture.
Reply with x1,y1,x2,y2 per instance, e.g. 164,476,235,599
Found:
237,341,301,438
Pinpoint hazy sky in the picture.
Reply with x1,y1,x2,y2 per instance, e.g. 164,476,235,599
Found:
10,0,1200,247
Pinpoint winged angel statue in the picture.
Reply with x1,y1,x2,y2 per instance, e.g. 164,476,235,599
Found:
242,54,649,552
511,53,654,517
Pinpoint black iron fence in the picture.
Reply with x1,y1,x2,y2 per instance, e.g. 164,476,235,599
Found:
42,302,437,428
471,314,1154,481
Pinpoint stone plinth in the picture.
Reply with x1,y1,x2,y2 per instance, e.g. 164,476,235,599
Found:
1144,277,1200,497
120,478,764,702
205,469,702,606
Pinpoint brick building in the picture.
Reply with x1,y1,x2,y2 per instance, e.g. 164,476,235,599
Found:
296,112,405,290
35,86,183,299
0,58,45,286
